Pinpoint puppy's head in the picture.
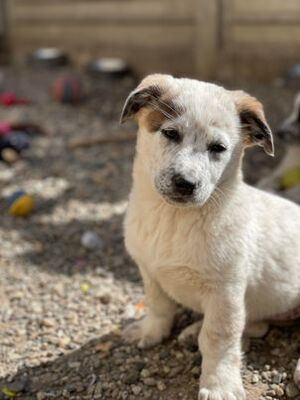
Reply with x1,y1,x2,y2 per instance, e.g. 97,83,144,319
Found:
121,74,274,207
276,93,300,145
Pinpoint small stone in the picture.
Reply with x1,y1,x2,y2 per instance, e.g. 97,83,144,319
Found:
62,389,70,397
140,369,151,378
37,392,46,400
262,371,271,381
275,387,285,397
266,389,276,397
68,361,81,369
286,382,300,398
31,303,42,313
174,351,184,360
270,348,281,356
272,372,283,384
157,381,166,391
191,366,200,377
162,366,170,375
131,385,142,396
59,337,71,348
93,382,102,399
11,291,23,300
251,374,259,384
99,293,111,305
41,318,56,327
143,377,156,386
144,390,153,399
81,231,101,250
124,371,139,385
53,282,65,297
169,366,183,377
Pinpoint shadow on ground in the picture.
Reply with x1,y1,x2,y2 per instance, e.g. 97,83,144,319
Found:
0,320,299,400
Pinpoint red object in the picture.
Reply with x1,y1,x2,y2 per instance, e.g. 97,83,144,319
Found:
52,76,82,103
0,121,12,135
0,92,30,106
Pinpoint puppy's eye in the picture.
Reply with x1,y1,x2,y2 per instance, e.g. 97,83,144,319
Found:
208,143,227,153
161,129,180,142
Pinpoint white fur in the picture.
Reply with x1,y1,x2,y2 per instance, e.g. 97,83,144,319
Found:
122,75,300,399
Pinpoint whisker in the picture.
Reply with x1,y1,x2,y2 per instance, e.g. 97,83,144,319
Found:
147,93,181,118
148,100,174,121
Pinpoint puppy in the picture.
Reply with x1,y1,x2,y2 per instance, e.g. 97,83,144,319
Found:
121,74,300,400
258,92,300,202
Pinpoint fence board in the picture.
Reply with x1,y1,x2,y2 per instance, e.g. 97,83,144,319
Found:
12,0,194,22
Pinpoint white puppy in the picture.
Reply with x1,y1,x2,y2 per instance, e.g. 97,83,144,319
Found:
121,74,300,400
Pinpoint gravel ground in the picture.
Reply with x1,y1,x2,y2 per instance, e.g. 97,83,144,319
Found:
0,68,299,400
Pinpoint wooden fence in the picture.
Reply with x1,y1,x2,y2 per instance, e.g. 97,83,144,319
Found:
6,0,300,81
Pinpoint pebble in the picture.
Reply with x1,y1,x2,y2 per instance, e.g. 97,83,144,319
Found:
81,231,102,250
41,318,56,327
286,382,300,398
143,378,156,387
59,337,71,348
275,386,285,397
37,392,47,400
123,371,139,385
99,293,111,305
191,366,200,377
157,381,167,391
140,369,151,378
272,372,283,384
131,385,142,396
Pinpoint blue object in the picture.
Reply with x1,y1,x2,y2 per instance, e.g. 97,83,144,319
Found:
0,131,30,153
7,190,26,207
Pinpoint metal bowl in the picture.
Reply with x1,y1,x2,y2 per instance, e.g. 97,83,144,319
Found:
86,58,131,79
28,48,69,67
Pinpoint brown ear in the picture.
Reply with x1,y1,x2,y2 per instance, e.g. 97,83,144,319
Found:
120,85,161,124
120,74,177,127
231,90,274,156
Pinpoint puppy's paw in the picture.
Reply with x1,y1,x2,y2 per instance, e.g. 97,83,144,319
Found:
123,317,169,349
178,320,203,347
199,373,246,400
198,387,246,400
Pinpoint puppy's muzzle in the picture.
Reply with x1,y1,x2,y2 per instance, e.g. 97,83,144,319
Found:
172,174,196,197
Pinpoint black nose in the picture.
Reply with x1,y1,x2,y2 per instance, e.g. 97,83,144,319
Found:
172,174,195,196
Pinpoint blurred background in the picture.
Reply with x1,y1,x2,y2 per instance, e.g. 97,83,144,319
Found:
0,2,300,400
1,0,300,81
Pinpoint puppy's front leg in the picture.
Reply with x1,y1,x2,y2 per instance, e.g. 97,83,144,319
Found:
198,286,246,400
123,267,177,349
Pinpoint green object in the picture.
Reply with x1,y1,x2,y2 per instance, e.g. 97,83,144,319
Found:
281,167,300,189
80,282,90,294
2,387,17,398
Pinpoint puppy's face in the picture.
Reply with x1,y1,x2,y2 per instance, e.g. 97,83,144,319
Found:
121,75,274,207
277,93,300,145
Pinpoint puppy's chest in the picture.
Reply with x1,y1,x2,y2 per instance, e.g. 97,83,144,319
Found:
125,205,220,310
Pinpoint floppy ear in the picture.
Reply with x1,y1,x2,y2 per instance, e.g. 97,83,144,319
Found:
120,74,174,125
231,90,274,156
